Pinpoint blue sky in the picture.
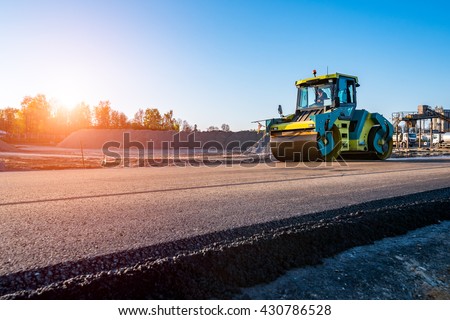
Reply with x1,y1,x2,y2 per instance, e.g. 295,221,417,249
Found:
1,0,449,130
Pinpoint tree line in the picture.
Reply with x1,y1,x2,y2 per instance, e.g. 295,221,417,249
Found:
0,94,213,141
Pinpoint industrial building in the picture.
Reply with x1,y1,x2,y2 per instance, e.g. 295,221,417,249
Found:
392,105,450,148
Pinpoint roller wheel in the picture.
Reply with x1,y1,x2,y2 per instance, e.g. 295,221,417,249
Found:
369,127,393,160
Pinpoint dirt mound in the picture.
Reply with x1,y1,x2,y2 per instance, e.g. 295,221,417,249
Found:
0,140,19,152
57,129,263,150
57,129,173,149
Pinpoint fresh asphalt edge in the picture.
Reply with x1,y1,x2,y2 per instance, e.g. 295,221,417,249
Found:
1,188,450,299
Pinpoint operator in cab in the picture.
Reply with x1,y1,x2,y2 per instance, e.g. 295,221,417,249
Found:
315,88,328,106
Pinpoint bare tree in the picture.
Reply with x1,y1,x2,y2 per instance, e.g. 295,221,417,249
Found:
162,110,179,130
181,120,193,132
131,108,145,129
207,126,219,132
221,123,230,132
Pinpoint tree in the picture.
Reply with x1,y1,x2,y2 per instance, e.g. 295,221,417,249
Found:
51,106,70,135
109,110,129,128
118,112,129,128
21,94,51,135
2,94,194,138
70,102,92,131
207,126,219,132
180,120,193,132
94,100,112,128
131,108,145,129
0,108,21,134
162,110,179,131
110,110,120,128
221,123,230,132
144,108,162,130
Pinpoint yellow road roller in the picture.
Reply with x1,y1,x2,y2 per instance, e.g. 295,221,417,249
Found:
264,71,393,161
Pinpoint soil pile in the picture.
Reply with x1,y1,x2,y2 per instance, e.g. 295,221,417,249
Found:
57,129,263,150
0,140,19,152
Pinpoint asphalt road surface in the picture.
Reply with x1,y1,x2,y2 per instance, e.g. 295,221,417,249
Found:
1,158,450,276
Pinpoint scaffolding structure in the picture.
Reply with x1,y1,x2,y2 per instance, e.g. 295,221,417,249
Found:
392,105,450,149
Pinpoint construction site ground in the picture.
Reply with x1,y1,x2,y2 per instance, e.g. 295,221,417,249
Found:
0,140,449,299
1,143,450,171
236,220,450,300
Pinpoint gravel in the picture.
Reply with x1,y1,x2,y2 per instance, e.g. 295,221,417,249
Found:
236,221,450,299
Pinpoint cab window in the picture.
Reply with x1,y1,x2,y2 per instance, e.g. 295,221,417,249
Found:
297,84,333,109
338,78,355,104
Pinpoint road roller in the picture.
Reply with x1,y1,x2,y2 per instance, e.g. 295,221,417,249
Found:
264,71,393,161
